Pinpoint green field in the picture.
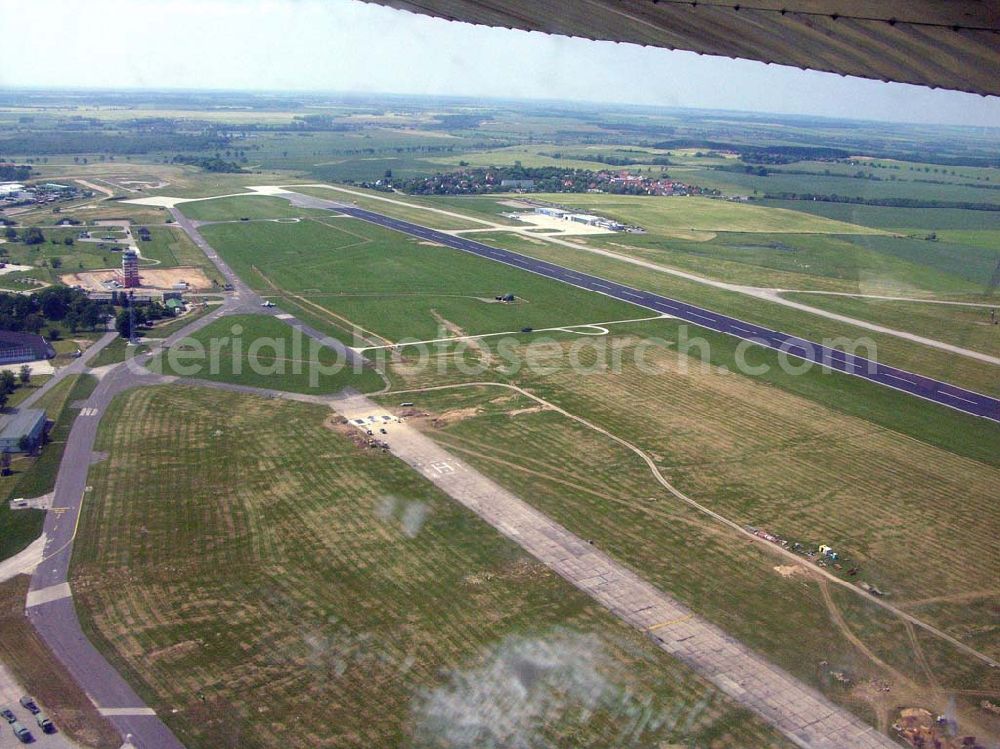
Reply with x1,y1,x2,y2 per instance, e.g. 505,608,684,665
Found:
584,230,988,294
177,195,331,222
377,356,999,733
150,314,385,394
198,219,645,342
520,193,883,237
467,231,1000,398
70,385,792,749
781,294,1000,358
759,200,1000,232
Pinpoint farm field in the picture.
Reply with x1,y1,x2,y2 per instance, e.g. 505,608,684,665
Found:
70,385,793,749
376,344,1000,736
780,294,1000,358
198,218,645,342
150,314,385,394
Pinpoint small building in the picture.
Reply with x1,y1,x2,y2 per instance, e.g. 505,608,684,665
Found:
0,331,56,365
0,409,47,453
0,183,26,197
535,206,567,218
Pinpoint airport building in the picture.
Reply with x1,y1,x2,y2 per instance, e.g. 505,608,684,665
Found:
0,408,48,453
0,331,56,365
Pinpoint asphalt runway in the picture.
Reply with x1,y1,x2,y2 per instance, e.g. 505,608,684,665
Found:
285,192,999,423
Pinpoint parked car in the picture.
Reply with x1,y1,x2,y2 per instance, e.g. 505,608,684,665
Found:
36,712,55,733
11,720,32,743
19,696,38,714
1,707,15,723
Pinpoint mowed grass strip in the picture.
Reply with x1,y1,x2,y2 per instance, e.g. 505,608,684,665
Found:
150,314,384,394
69,385,792,749
382,380,999,734
198,218,645,342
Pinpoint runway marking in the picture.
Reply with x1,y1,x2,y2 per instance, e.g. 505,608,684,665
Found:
646,613,694,632
939,391,977,405
688,312,716,323
882,372,916,385
26,582,72,608
621,291,643,299
275,313,294,320
98,707,158,717
79,407,99,417
49,507,69,517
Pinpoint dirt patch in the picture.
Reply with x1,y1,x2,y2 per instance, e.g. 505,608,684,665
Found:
507,405,549,417
773,565,808,578
62,265,214,292
147,639,200,664
431,406,482,427
417,240,445,247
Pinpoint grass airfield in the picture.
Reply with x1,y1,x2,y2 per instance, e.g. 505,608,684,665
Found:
12,163,995,746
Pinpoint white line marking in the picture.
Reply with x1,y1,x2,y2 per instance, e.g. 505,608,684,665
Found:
938,391,977,405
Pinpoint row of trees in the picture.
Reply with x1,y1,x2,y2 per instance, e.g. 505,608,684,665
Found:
0,287,111,335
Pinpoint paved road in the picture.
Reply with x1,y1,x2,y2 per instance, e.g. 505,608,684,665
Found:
26,363,184,749
283,191,1000,422
332,392,900,749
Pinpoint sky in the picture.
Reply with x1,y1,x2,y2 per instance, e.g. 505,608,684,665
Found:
1,0,999,128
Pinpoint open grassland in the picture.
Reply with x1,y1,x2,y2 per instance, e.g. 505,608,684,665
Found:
781,294,1000,358
0,577,120,749
759,200,1000,232
199,218,645,342
378,355,1000,737
468,231,1000,397
586,231,986,295
383,313,999,471
137,224,222,281
289,185,495,230
177,195,331,222
0,374,97,562
150,314,384,394
70,385,792,749
519,194,883,237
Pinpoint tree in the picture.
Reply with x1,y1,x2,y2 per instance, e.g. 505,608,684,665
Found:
18,365,30,385
63,236,74,246
22,314,43,333
3,228,15,241
47,327,60,341
23,227,44,245
51,256,62,269
0,370,16,395
115,306,146,339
